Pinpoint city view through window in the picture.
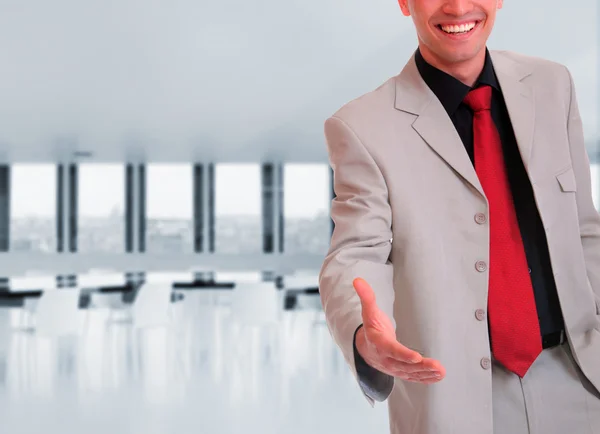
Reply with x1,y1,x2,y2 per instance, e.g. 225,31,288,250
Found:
9,163,332,255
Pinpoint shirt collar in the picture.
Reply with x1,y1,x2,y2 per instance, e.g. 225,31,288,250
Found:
414,47,500,116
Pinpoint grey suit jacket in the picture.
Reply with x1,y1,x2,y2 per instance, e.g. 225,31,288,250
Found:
319,49,600,434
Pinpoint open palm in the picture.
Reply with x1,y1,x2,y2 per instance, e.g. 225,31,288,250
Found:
353,277,446,383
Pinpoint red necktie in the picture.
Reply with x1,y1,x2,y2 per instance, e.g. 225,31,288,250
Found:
464,86,542,377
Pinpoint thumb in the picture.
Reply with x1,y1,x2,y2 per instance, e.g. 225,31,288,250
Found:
353,277,379,320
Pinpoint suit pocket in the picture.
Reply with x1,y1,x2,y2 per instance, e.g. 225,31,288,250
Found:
556,166,577,192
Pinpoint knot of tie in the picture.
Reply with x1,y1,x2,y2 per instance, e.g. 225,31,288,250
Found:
463,85,492,112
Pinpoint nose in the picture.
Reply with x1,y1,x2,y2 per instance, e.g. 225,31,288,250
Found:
442,0,475,16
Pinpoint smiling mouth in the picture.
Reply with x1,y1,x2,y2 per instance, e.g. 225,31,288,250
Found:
436,21,481,35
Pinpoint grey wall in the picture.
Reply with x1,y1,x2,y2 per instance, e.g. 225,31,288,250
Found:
0,0,596,162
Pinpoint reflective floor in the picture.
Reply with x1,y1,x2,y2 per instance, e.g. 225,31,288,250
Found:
0,290,389,434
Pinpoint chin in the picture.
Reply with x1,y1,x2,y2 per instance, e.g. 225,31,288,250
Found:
447,50,482,64
437,44,484,64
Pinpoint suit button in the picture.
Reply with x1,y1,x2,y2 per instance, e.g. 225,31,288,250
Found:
475,309,486,321
475,261,487,272
480,357,491,370
474,213,487,224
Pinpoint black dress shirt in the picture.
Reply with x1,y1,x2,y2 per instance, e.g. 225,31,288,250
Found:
353,49,565,401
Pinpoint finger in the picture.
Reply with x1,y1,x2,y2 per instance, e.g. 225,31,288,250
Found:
382,357,440,374
396,369,443,380
374,336,423,364
372,361,444,382
353,277,379,319
415,358,445,377
419,377,444,384
394,370,444,383
382,355,446,381
404,376,444,384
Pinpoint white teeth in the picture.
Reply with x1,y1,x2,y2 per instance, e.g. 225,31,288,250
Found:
440,22,476,34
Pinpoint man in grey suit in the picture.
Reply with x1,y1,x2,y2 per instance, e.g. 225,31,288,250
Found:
319,0,600,433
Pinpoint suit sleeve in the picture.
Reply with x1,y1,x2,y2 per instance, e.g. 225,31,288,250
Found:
563,66,600,312
353,324,395,402
319,115,396,406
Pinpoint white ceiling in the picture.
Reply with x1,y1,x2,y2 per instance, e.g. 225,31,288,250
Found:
0,0,596,162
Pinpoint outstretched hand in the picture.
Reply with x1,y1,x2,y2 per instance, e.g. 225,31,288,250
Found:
353,277,446,383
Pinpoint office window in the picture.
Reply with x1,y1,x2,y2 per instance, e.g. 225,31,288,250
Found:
10,164,56,252
215,164,261,254
146,164,193,253
78,164,125,253
284,164,330,255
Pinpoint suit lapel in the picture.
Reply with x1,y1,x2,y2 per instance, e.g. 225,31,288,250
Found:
489,51,535,172
394,52,535,195
394,57,484,196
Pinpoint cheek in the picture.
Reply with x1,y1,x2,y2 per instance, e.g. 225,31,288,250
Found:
481,17,496,37
415,22,436,43
478,0,500,9
412,12,433,35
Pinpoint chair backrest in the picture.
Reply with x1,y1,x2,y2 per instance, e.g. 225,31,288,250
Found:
10,275,57,292
230,281,280,326
131,282,173,328
78,271,125,289
35,288,83,338
145,272,193,285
